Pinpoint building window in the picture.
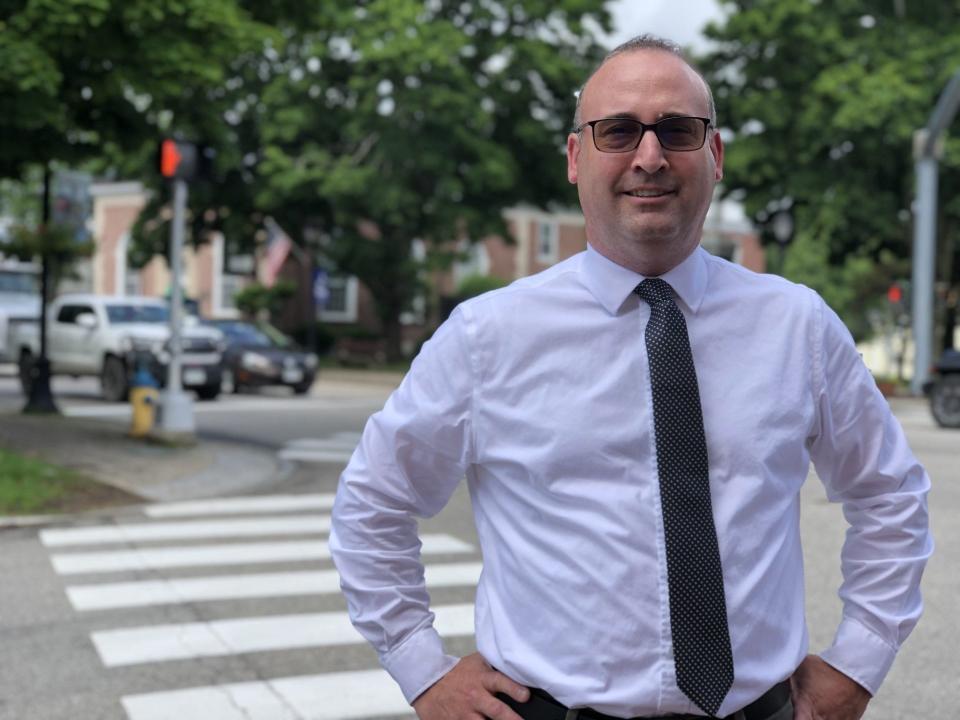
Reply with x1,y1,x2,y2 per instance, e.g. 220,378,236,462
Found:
124,268,141,297
319,275,359,323
536,221,559,265
219,274,248,315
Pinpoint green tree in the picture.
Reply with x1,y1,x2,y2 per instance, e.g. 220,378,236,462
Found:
140,1,611,360
1,0,277,410
699,0,960,343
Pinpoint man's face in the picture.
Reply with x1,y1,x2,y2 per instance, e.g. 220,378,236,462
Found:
567,49,723,275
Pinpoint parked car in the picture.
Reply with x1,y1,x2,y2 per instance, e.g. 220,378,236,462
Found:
203,319,318,395
925,348,960,428
13,294,224,401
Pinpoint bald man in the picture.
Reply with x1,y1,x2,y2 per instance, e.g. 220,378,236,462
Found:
330,35,930,720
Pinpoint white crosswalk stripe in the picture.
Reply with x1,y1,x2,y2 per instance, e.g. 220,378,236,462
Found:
144,493,337,517
121,669,414,720
66,562,483,611
93,603,475,667
50,533,472,574
40,514,332,546
38,491,480,719
277,432,363,464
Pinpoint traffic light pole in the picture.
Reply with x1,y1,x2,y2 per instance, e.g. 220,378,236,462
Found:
157,177,195,438
23,165,60,414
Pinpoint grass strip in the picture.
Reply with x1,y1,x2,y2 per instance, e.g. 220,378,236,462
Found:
0,447,92,515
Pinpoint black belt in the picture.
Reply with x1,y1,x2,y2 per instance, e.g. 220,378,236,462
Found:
497,680,791,720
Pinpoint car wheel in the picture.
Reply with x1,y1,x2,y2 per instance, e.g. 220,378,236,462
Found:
101,355,129,402
18,351,34,396
930,376,960,428
292,380,312,396
223,368,243,394
196,384,220,401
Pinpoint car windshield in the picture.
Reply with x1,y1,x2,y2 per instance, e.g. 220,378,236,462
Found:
0,270,39,294
210,321,293,348
106,304,170,324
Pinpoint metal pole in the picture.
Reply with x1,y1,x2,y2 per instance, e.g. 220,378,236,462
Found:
158,178,195,436
910,70,960,394
23,164,59,414
911,151,937,395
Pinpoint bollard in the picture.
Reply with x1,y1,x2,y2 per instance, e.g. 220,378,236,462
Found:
129,363,160,438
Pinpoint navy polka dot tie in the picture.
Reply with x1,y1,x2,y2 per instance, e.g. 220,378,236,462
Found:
635,278,734,717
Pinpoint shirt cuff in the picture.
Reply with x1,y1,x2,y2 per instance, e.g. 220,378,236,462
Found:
381,623,460,704
819,616,897,696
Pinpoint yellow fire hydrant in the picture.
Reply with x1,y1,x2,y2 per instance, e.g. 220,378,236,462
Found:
129,364,159,438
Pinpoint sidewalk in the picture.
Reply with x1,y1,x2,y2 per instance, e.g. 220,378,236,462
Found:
0,412,283,527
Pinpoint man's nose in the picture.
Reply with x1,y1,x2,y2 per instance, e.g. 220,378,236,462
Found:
631,129,668,174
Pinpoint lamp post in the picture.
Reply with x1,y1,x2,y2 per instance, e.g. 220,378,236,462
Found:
770,209,795,275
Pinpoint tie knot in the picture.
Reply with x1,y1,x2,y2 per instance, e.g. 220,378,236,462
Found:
634,278,675,306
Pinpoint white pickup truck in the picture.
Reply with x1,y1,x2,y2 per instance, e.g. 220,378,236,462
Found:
0,260,41,364
12,293,225,401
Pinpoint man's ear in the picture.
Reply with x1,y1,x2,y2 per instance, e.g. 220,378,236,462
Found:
710,129,724,183
567,133,581,184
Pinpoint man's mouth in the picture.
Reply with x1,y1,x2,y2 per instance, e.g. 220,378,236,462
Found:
624,188,673,198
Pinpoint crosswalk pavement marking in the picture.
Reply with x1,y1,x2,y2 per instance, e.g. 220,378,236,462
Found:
144,493,337,518
35,487,482,719
93,603,475,667
67,562,484,611
39,514,332,547
121,668,413,720
50,534,474,574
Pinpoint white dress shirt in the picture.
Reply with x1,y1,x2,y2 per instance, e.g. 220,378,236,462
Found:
329,245,932,717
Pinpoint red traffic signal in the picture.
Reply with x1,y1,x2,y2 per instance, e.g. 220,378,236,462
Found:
158,139,200,180
887,284,903,304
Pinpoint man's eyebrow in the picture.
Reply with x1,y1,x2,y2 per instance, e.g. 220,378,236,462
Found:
594,111,696,121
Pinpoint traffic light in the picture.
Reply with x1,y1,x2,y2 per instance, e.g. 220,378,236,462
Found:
158,139,212,180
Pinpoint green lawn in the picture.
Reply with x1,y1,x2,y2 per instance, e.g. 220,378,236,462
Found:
0,447,96,515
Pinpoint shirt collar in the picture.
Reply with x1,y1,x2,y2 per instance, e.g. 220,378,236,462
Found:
581,243,709,316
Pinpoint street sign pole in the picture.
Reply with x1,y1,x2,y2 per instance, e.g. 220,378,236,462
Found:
157,177,195,437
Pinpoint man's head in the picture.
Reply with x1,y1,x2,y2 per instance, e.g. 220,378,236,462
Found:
567,35,723,276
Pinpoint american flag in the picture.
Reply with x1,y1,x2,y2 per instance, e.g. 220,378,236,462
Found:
261,217,293,287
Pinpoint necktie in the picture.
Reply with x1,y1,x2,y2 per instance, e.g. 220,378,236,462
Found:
635,278,734,717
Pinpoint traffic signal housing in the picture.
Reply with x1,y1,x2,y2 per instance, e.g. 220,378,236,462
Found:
158,139,212,180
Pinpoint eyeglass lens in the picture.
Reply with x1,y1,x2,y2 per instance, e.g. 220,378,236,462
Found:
591,117,707,153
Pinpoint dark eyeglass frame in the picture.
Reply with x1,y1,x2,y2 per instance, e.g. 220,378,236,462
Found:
574,116,712,153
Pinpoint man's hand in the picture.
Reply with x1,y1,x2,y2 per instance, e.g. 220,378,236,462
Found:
412,652,530,720
790,655,871,720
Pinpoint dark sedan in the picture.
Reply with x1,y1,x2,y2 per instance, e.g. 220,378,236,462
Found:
203,319,318,395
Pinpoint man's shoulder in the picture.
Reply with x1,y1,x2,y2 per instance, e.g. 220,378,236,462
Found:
702,250,819,306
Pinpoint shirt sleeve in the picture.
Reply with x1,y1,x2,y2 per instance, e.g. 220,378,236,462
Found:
328,306,477,704
806,295,933,694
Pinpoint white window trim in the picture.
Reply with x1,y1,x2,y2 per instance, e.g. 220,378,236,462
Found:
319,276,359,323
536,220,559,265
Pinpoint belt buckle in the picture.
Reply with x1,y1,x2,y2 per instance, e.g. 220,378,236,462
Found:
564,710,580,720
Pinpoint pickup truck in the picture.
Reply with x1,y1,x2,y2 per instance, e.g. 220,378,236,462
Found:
0,260,41,363
12,293,225,401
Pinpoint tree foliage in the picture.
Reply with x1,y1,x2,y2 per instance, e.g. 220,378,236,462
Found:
700,0,960,342
132,0,611,359
0,0,276,180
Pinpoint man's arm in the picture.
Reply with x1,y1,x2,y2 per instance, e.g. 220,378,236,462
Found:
330,307,510,709
804,297,933,709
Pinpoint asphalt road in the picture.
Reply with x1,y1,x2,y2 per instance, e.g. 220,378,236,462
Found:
0,368,956,719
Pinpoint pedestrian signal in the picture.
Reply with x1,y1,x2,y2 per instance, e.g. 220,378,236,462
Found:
158,139,199,180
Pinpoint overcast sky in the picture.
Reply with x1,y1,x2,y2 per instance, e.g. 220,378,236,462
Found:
605,0,726,50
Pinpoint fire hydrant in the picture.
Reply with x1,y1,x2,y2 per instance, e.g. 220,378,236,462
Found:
129,364,159,438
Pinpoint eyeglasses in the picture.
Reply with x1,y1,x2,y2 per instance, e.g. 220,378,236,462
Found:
574,116,711,153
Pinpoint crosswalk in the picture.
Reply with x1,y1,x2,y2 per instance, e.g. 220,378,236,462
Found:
278,433,363,464
38,492,481,720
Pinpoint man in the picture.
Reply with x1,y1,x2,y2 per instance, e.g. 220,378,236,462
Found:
330,35,931,720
